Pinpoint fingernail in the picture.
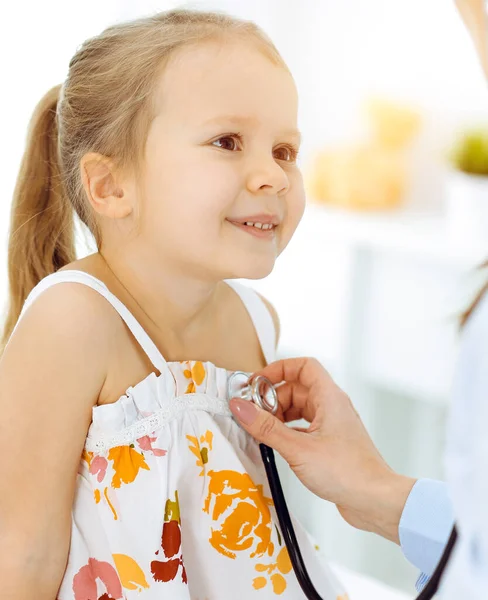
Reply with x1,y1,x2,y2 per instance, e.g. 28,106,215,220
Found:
229,398,258,425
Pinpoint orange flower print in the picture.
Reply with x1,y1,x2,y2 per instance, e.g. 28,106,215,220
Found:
112,554,150,592
81,449,93,470
82,439,166,521
72,557,123,600
108,445,150,488
203,470,274,560
187,430,213,475
182,360,206,394
253,546,292,595
151,491,187,585
86,445,151,520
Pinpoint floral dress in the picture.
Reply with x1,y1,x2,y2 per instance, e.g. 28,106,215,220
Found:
14,270,348,600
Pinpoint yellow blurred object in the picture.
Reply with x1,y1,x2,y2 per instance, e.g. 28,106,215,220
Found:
307,144,406,210
366,98,422,149
306,97,423,211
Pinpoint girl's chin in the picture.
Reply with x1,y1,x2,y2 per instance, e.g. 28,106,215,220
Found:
227,258,276,281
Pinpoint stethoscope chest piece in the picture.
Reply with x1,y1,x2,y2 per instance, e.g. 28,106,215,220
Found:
227,371,279,415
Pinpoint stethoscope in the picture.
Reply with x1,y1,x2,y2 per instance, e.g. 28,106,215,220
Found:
227,371,458,600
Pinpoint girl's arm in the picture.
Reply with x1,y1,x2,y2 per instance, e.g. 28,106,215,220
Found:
0,283,112,600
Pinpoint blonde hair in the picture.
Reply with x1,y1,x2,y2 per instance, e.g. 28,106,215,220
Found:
1,9,286,351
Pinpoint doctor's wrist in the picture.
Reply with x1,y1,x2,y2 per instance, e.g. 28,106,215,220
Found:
336,470,417,545
365,472,417,545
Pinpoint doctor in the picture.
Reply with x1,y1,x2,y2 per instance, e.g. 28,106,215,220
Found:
230,0,488,597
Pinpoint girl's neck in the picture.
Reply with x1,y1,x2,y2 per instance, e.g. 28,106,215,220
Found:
78,251,227,352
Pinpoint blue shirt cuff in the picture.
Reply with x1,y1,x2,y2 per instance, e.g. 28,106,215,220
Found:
399,478,454,577
416,572,430,592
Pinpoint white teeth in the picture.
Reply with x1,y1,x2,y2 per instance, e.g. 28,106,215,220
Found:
243,222,274,230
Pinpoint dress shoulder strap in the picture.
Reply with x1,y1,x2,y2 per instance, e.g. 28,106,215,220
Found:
13,270,168,374
225,280,277,365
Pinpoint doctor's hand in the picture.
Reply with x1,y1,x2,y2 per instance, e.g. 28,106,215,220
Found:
229,357,417,545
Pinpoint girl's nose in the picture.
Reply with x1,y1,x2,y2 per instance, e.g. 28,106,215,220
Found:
245,156,290,197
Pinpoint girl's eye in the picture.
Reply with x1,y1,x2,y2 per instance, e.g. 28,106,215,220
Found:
274,145,299,163
212,135,242,151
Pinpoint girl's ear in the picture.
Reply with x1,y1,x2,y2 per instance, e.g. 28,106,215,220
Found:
80,152,133,219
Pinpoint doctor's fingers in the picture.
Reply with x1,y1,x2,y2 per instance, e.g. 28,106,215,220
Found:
273,380,321,424
254,356,334,393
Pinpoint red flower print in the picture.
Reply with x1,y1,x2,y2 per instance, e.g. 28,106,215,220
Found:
151,491,187,585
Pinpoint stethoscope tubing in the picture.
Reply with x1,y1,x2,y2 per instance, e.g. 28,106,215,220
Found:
229,372,457,599
260,443,325,599
260,442,457,600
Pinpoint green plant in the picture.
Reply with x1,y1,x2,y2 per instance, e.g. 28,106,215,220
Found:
450,128,488,176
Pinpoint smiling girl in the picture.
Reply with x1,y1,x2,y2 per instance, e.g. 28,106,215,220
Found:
0,9,346,600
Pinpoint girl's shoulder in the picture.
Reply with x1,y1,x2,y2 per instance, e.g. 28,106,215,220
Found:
20,274,122,344
4,273,120,387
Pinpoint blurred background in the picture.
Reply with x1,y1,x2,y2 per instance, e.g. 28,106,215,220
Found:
2,0,488,597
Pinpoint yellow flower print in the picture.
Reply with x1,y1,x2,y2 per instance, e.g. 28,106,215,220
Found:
253,546,292,595
187,430,213,475
203,470,274,559
112,554,150,591
108,445,150,488
182,361,206,394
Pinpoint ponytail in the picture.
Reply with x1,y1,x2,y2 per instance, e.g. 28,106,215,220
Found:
1,85,76,351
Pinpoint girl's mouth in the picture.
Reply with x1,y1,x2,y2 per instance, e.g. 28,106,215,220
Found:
227,220,277,239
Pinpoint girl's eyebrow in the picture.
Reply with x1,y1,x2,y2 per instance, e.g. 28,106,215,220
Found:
202,114,301,142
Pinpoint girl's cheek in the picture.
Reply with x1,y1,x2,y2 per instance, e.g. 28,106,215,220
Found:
289,177,306,222
279,192,306,251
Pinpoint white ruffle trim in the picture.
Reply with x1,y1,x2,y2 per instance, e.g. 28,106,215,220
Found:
85,393,232,452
